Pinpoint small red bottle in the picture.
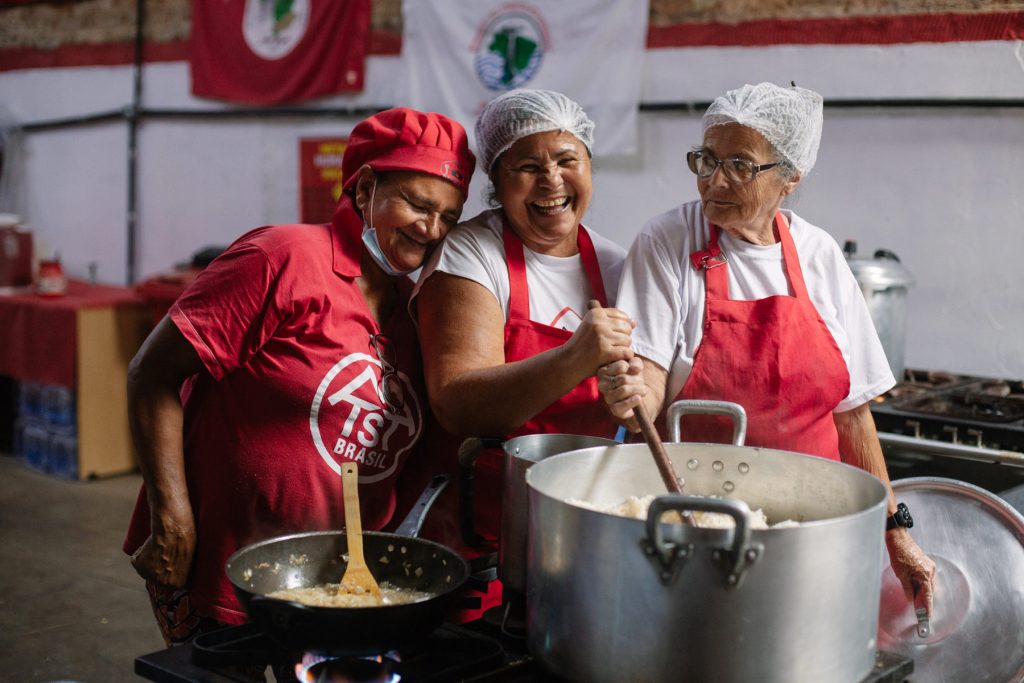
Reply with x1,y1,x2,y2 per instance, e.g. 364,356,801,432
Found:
36,257,67,297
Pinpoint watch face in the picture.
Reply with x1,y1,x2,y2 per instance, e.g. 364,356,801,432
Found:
896,503,913,527
887,503,914,530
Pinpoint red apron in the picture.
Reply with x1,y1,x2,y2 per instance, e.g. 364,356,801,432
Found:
459,223,617,616
501,222,615,437
674,212,850,460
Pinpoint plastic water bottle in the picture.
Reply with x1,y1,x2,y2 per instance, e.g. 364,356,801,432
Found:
21,421,48,471
18,382,42,420
48,428,78,480
47,385,75,428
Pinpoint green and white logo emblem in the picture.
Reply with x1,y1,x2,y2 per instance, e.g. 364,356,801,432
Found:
474,7,548,91
243,0,310,60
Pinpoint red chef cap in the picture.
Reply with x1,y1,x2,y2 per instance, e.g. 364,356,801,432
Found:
341,108,476,197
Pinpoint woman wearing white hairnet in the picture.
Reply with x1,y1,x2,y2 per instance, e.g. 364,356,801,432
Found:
600,82,936,616
409,90,632,601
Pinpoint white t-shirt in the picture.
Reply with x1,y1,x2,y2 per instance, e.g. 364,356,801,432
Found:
415,209,626,332
617,200,895,412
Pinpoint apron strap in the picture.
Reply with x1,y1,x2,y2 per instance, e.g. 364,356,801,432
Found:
775,212,810,301
702,225,730,300
694,212,809,302
577,226,609,307
502,222,531,321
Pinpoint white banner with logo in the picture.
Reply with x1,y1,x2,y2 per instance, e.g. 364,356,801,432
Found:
400,0,649,157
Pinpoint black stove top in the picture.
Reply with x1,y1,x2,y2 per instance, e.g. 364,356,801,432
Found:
136,616,913,683
869,370,1024,498
136,620,514,683
870,370,1024,451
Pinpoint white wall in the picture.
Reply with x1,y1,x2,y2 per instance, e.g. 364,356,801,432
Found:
1,41,1023,378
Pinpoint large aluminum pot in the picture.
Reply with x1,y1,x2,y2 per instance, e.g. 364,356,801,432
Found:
525,400,889,683
499,434,617,595
844,243,915,380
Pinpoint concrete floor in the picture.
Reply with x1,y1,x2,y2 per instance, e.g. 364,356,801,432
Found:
0,453,164,682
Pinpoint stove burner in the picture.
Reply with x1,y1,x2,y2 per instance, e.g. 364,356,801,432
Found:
304,655,399,683
886,382,933,399
980,381,1012,397
902,370,961,388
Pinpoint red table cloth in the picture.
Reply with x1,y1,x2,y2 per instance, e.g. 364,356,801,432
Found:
0,279,144,387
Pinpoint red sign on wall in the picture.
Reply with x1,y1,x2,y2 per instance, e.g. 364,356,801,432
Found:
299,138,347,224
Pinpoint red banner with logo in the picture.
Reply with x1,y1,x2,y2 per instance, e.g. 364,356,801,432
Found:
190,0,371,104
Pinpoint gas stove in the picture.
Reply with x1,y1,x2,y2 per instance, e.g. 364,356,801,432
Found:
870,369,1024,500
135,613,913,683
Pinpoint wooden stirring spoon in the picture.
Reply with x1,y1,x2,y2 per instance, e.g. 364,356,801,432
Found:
588,300,694,524
339,462,382,600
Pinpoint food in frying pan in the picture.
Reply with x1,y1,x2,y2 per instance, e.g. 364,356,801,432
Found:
268,582,433,608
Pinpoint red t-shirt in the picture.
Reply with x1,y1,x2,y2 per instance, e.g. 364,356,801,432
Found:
124,196,426,623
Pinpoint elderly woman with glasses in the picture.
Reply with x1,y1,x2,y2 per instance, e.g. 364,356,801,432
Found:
407,90,633,613
598,82,936,616
123,108,474,645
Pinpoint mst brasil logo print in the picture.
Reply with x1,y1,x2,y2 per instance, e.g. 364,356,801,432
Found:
243,0,310,60
474,6,550,91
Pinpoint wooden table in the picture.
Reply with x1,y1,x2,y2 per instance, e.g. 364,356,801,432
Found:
0,280,151,479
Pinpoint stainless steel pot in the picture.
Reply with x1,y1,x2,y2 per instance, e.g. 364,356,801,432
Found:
499,433,618,595
525,400,889,683
844,243,915,380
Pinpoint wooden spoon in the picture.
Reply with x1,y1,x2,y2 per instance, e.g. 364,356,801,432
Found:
588,300,694,524
339,462,382,600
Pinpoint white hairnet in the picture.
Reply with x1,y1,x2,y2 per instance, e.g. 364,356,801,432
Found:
475,89,595,174
702,82,824,176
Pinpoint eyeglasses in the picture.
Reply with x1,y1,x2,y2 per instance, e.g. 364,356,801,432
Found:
370,333,405,413
686,151,779,184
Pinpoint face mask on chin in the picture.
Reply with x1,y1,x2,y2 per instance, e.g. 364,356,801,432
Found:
361,177,416,277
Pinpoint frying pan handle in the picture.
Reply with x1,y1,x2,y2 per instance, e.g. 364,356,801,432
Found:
248,594,315,635
394,474,450,538
642,494,763,589
666,400,747,445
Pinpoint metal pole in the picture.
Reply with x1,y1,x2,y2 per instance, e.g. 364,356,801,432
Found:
125,0,145,285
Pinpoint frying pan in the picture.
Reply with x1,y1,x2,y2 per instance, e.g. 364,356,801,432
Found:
225,475,470,652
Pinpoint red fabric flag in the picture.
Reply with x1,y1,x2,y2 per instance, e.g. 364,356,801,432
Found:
190,0,371,104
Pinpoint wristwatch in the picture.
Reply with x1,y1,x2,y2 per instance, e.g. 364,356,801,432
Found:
886,502,914,531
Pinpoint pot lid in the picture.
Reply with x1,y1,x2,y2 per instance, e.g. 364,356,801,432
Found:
844,244,915,289
877,477,1024,683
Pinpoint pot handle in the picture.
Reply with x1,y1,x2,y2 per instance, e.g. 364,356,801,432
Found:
666,400,747,445
642,494,763,589
457,437,503,547
393,474,449,538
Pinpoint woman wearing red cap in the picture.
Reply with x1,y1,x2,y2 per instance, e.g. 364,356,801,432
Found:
122,108,475,644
